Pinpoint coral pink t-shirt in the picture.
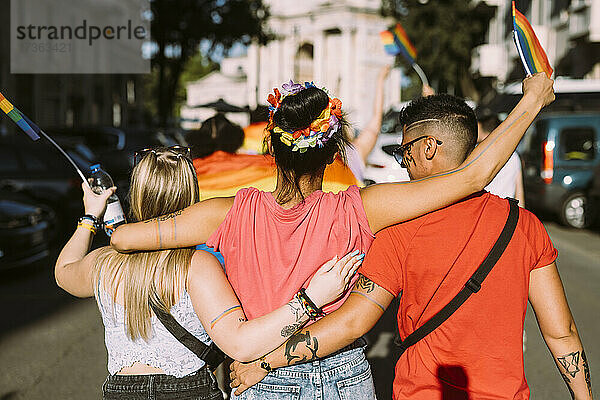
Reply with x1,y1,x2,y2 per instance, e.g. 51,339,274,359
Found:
206,185,374,320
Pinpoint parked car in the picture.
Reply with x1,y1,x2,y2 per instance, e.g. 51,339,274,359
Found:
363,106,410,184
44,127,131,185
0,135,94,236
0,193,56,270
519,113,600,228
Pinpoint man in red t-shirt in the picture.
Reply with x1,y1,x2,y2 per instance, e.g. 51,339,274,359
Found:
230,94,592,400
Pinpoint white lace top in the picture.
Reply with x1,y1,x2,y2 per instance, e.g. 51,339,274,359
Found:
96,286,212,378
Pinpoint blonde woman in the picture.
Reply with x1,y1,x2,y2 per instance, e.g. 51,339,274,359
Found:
54,147,363,400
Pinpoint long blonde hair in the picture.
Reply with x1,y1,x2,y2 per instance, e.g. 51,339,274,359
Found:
94,148,199,341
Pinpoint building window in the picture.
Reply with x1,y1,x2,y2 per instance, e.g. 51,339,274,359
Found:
294,43,314,83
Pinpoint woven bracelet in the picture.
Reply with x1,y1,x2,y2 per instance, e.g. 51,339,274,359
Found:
297,288,325,320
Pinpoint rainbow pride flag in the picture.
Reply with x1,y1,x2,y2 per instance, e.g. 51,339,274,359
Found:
0,92,41,141
380,23,417,65
512,1,553,78
193,151,359,200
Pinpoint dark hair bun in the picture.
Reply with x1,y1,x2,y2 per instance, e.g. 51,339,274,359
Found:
273,87,329,133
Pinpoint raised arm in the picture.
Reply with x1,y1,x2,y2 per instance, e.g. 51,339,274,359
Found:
110,196,234,252
187,250,365,362
229,275,394,394
55,183,114,297
361,73,554,233
352,65,391,163
529,263,592,400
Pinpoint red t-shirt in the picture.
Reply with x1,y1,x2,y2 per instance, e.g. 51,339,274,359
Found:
360,192,558,400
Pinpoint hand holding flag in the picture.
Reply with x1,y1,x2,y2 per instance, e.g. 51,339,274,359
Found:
380,22,429,87
512,1,553,78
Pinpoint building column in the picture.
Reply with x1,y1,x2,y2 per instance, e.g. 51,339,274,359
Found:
314,31,325,84
247,42,259,109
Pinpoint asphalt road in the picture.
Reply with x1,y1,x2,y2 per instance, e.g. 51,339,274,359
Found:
0,221,598,400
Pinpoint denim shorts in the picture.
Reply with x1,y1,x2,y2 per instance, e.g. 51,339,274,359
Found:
102,368,224,400
231,346,376,400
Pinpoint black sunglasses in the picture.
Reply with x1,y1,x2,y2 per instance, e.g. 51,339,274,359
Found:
392,136,443,167
133,145,191,166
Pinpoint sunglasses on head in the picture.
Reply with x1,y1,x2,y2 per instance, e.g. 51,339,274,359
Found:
133,145,191,166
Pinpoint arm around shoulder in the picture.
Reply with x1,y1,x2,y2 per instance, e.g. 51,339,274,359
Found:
360,74,553,233
111,196,234,252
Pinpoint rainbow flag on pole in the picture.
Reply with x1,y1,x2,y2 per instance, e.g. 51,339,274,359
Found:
0,92,41,141
512,1,553,78
380,23,417,65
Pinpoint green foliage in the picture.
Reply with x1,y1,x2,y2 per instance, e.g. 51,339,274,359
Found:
381,0,494,98
148,0,269,126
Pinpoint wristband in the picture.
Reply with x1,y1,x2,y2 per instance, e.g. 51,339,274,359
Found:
77,221,97,235
79,214,101,230
296,288,325,320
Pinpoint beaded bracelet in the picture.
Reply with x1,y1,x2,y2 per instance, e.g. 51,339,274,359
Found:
77,221,97,235
78,214,101,230
296,288,325,320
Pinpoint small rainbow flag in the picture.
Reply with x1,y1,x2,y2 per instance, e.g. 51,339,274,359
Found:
380,23,417,65
512,1,553,78
0,92,41,141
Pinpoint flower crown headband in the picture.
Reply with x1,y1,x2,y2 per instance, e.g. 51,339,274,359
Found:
266,80,343,153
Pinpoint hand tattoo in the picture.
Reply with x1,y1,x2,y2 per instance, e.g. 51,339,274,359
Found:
356,275,375,293
284,331,319,365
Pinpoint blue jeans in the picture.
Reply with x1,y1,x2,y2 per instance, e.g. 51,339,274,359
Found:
102,368,224,400
231,347,376,400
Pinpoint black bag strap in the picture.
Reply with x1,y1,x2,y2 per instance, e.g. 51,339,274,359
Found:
149,301,227,371
396,198,520,355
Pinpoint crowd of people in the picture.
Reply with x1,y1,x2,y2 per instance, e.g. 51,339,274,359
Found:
53,67,593,400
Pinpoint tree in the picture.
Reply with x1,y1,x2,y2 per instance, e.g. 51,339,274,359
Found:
381,0,494,99
150,0,269,127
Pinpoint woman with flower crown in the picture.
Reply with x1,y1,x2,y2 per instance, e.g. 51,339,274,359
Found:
111,73,554,399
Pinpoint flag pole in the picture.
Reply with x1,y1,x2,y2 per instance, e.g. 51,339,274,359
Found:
411,63,429,87
38,128,89,185
1,92,90,186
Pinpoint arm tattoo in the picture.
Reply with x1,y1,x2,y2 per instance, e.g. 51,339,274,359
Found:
287,298,305,322
582,350,592,397
556,351,582,399
145,210,183,245
210,305,242,329
557,351,581,378
281,322,303,338
350,291,385,312
560,372,575,399
356,275,375,293
157,210,183,222
284,330,319,365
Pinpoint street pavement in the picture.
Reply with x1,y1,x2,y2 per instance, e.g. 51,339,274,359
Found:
0,221,598,399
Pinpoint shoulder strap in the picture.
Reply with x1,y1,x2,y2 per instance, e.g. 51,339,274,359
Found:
149,301,227,371
396,198,520,355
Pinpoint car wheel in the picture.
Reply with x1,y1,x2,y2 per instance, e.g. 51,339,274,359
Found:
560,192,593,229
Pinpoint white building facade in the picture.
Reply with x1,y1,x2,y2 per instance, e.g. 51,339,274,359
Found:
472,0,600,83
182,0,401,130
